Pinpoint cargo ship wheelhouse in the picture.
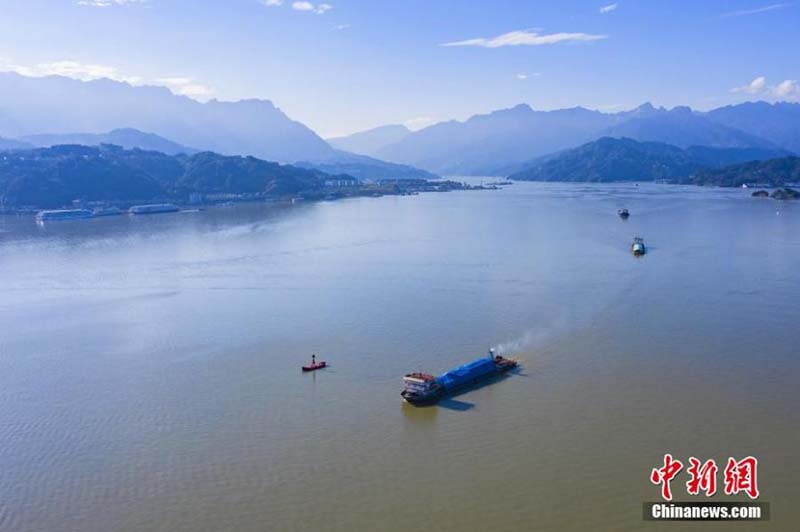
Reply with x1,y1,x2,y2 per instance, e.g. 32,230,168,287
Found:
401,373,442,405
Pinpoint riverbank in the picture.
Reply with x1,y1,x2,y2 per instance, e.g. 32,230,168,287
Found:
0,178,500,217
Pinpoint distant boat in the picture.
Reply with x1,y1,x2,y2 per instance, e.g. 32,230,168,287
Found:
128,203,180,215
302,354,327,372
618,208,630,219
742,184,749,189
36,209,93,221
631,237,646,256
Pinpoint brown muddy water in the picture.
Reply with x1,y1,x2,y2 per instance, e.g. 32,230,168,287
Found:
1,182,798,531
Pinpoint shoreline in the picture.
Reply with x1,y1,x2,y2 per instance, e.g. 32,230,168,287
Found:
0,179,501,217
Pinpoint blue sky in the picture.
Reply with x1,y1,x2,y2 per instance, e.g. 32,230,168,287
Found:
0,0,798,137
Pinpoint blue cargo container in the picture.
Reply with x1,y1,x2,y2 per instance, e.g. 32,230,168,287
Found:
435,357,497,390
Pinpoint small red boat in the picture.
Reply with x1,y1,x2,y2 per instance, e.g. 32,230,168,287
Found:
302,361,327,372
302,355,327,372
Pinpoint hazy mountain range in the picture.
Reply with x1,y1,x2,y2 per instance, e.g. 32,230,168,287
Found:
0,137,34,150
508,137,791,183
295,150,437,181
0,73,436,181
327,124,411,156
1,72,799,182
20,128,197,155
0,72,333,163
358,102,800,175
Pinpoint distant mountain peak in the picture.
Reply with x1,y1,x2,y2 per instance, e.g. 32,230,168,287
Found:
671,105,694,115
327,123,412,157
0,73,333,162
493,103,534,116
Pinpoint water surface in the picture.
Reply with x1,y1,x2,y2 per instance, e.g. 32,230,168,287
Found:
1,182,798,531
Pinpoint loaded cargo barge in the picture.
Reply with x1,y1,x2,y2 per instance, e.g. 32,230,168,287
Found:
401,349,517,406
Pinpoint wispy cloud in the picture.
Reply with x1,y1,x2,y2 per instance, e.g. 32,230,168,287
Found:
773,79,799,98
334,24,350,30
721,3,789,17
291,1,332,14
599,3,618,14
262,0,333,14
1,60,142,84
77,0,145,6
516,72,541,80
0,59,215,100
732,76,767,94
731,76,800,100
154,77,215,98
441,29,607,48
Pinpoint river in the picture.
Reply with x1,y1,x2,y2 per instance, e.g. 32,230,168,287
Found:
1,182,798,531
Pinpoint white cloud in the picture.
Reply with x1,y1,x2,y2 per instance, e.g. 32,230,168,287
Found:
732,76,767,94
731,76,800,101
516,72,541,80
292,1,331,13
1,60,142,84
0,59,214,100
721,3,789,17
334,24,350,30
773,79,799,98
404,117,434,131
154,77,215,98
599,3,618,14
441,29,607,48
77,0,145,6
261,0,283,6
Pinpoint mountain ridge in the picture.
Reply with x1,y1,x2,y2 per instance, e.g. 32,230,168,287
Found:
327,124,411,157
508,137,792,183
0,144,333,209
20,128,197,155
0,72,334,163
371,101,797,175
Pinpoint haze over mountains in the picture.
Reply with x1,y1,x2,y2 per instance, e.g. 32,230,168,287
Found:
363,102,800,175
21,128,197,156
0,72,333,163
1,71,799,183
327,125,411,156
